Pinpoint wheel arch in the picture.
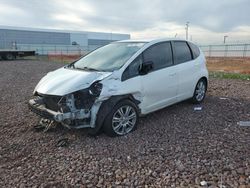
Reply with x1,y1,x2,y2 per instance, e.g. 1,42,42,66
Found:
199,76,208,91
93,94,141,134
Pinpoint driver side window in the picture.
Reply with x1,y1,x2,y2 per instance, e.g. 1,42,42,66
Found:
143,42,173,71
121,55,142,81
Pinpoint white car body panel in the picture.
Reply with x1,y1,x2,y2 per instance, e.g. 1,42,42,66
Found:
176,58,200,101
140,65,178,114
35,67,112,96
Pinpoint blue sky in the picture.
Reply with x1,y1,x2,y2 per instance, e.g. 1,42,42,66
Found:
0,0,249,44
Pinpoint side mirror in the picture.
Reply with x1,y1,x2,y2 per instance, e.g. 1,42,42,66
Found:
139,61,154,75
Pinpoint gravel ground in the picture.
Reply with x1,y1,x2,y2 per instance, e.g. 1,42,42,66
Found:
0,60,249,188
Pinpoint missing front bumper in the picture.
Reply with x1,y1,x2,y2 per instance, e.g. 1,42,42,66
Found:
28,98,90,123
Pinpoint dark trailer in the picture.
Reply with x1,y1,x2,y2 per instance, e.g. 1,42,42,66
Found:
0,49,35,60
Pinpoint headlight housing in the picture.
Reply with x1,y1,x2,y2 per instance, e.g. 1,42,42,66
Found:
89,82,103,97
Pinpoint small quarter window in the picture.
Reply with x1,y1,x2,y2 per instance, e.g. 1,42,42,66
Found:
122,55,142,81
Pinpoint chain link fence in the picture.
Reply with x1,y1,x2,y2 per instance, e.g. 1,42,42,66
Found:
199,44,250,58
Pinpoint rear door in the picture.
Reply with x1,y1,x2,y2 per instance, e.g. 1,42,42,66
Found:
172,41,198,101
140,42,178,113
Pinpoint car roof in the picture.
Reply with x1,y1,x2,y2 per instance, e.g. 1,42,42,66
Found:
116,38,188,44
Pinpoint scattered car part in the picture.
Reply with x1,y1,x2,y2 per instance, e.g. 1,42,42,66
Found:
33,124,46,131
219,97,228,100
194,107,203,111
56,138,69,147
200,180,208,186
238,121,250,127
33,118,57,132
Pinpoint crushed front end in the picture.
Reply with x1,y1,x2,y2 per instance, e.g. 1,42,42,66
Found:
28,83,103,129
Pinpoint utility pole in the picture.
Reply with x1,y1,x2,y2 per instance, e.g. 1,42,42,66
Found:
223,35,228,44
110,31,113,41
175,33,178,38
185,22,189,40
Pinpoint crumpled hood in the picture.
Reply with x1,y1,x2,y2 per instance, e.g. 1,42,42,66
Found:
34,67,112,96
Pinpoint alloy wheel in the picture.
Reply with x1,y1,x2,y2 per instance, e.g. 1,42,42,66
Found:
195,81,206,102
112,105,137,135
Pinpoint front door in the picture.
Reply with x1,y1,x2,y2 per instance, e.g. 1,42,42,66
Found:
140,42,178,114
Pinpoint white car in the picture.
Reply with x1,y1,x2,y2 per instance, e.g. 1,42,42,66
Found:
29,38,208,136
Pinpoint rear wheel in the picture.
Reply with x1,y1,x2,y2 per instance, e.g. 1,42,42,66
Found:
192,79,207,104
103,100,139,137
5,53,15,60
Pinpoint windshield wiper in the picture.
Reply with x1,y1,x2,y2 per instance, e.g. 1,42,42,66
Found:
72,66,102,72
82,67,100,71
67,63,75,69
67,65,106,72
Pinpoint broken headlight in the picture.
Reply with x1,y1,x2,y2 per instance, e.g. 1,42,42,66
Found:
89,82,102,97
73,87,97,110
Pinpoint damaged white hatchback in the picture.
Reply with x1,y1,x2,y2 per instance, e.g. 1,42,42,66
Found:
29,38,208,136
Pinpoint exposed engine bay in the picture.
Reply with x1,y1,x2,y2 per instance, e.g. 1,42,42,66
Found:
29,82,103,129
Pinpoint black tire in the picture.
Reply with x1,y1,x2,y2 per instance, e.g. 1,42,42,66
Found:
103,99,139,137
5,53,15,60
86,126,103,136
192,78,207,104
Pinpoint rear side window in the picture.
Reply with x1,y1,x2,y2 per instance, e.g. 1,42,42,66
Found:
173,41,192,64
143,42,173,71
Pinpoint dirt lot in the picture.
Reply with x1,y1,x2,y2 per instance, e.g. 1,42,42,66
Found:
207,57,250,74
0,60,249,187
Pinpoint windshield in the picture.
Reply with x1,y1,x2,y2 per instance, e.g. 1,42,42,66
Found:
72,42,146,72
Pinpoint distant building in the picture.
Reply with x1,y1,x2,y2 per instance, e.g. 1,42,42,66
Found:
0,26,130,54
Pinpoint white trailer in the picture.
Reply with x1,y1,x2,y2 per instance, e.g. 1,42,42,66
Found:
0,49,35,60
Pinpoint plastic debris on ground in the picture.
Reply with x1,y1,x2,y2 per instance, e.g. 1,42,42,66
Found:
56,138,70,147
33,118,57,132
219,97,228,100
194,106,202,111
200,180,208,186
33,124,45,131
238,121,250,127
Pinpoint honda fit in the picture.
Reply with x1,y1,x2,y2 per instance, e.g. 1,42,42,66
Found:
29,39,208,136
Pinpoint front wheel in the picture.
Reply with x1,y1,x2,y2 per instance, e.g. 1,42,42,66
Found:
192,79,207,104
103,100,139,137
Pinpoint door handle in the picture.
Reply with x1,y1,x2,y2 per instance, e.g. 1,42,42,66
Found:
170,73,176,76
